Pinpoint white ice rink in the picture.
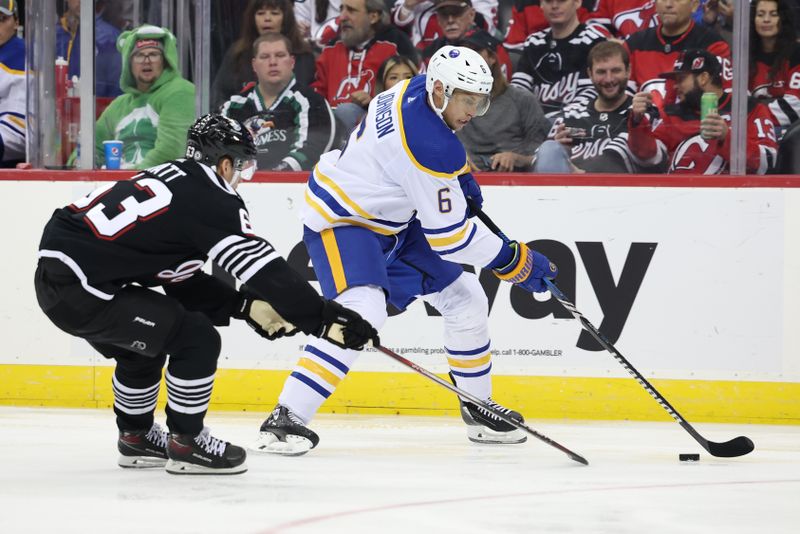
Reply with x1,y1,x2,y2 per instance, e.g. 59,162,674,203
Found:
1,407,797,534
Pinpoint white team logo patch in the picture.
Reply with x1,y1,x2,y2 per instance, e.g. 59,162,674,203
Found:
157,259,205,283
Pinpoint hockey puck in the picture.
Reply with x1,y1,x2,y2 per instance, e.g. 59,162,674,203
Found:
679,453,700,462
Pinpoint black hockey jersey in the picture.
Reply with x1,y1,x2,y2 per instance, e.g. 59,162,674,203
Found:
38,159,325,332
220,79,337,171
549,95,640,173
510,23,611,116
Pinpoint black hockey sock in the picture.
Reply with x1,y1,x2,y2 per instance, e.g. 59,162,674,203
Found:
162,312,221,435
112,354,166,432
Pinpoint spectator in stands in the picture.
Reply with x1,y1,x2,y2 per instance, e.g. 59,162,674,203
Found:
697,0,733,43
221,33,336,171
95,25,195,169
534,41,642,173
421,0,512,76
212,0,315,108
294,0,341,47
392,0,497,50
312,0,414,132
375,54,419,93
510,0,610,117
505,0,598,51
589,0,659,38
56,0,122,98
625,0,731,103
0,0,24,167
749,0,800,137
457,30,548,171
628,49,779,175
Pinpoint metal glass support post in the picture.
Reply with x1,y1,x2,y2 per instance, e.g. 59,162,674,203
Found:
78,0,96,169
176,0,189,77
729,1,750,175
25,0,58,168
194,0,211,115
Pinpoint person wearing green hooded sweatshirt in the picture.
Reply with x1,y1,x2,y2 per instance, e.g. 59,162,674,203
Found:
96,25,195,169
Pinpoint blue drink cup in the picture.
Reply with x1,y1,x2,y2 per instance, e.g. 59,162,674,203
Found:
103,140,123,169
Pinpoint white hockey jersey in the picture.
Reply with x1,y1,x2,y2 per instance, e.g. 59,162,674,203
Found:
301,75,504,268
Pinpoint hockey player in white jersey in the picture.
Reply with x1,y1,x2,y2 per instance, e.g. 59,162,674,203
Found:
253,46,559,455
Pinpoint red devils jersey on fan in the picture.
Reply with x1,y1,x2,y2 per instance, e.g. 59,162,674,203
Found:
392,0,496,50
625,21,731,102
37,159,327,332
590,0,657,37
504,0,599,50
312,39,400,107
627,93,779,174
749,44,800,131
510,23,610,116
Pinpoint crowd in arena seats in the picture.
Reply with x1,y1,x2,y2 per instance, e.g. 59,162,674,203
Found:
0,0,24,168
6,0,800,173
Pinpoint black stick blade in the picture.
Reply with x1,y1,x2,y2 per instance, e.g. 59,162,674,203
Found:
706,436,755,458
568,453,589,466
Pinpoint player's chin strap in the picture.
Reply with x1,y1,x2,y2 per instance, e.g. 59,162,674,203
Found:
427,91,450,124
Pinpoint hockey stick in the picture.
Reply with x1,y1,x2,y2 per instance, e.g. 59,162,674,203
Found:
466,198,755,458
374,344,589,465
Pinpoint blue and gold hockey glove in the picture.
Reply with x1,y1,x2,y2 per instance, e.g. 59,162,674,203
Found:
458,173,483,217
493,242,558,293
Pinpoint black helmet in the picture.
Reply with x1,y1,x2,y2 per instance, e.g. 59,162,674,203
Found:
186,114,257,168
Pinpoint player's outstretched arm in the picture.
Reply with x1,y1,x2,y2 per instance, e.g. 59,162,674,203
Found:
236,258,379,350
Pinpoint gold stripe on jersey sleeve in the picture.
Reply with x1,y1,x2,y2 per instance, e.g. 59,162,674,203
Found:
8,115,25,129
314,168,376,220
298,357,342,387
320,228,347,293
0,63,24,76
447,353,492,369
304,190,396,236
425,220,471,247
396,80,468,180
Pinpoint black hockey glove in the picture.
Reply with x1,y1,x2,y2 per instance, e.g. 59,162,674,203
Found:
317,300,380,350
233,294,300,340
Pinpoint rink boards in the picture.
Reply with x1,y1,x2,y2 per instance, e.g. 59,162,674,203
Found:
1,172,799,424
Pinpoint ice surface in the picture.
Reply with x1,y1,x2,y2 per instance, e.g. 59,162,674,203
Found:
1,407,797,534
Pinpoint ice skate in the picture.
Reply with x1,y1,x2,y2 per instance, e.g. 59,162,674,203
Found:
165,427,247,475
117,422,169,468
251,405,319,456
459,397,527,444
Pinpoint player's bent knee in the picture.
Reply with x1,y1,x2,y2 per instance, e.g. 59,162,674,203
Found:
434,272,489,321
334,285,388,331
166,311,221,365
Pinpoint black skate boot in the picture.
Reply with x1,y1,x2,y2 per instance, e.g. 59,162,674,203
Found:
251,404,319,456
459,397,527,443
118,422,168,468
165,427,247,475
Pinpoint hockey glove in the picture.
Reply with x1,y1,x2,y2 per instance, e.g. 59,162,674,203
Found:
458,173,483,217
234,295,299,340
317,300,380,350
493,242,558,293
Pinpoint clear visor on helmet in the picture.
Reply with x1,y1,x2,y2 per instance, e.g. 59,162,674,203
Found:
237,158,258,181
230,158,258,189
450,91,491,117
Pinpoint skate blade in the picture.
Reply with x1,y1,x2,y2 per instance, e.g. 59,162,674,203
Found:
164,459,248,475
249,432,313,456
466,426,528,444
118,455,168,469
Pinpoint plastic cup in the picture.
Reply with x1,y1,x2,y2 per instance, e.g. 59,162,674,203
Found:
103,140,123,170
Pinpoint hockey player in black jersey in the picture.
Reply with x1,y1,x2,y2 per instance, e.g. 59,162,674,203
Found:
34,114,378,475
